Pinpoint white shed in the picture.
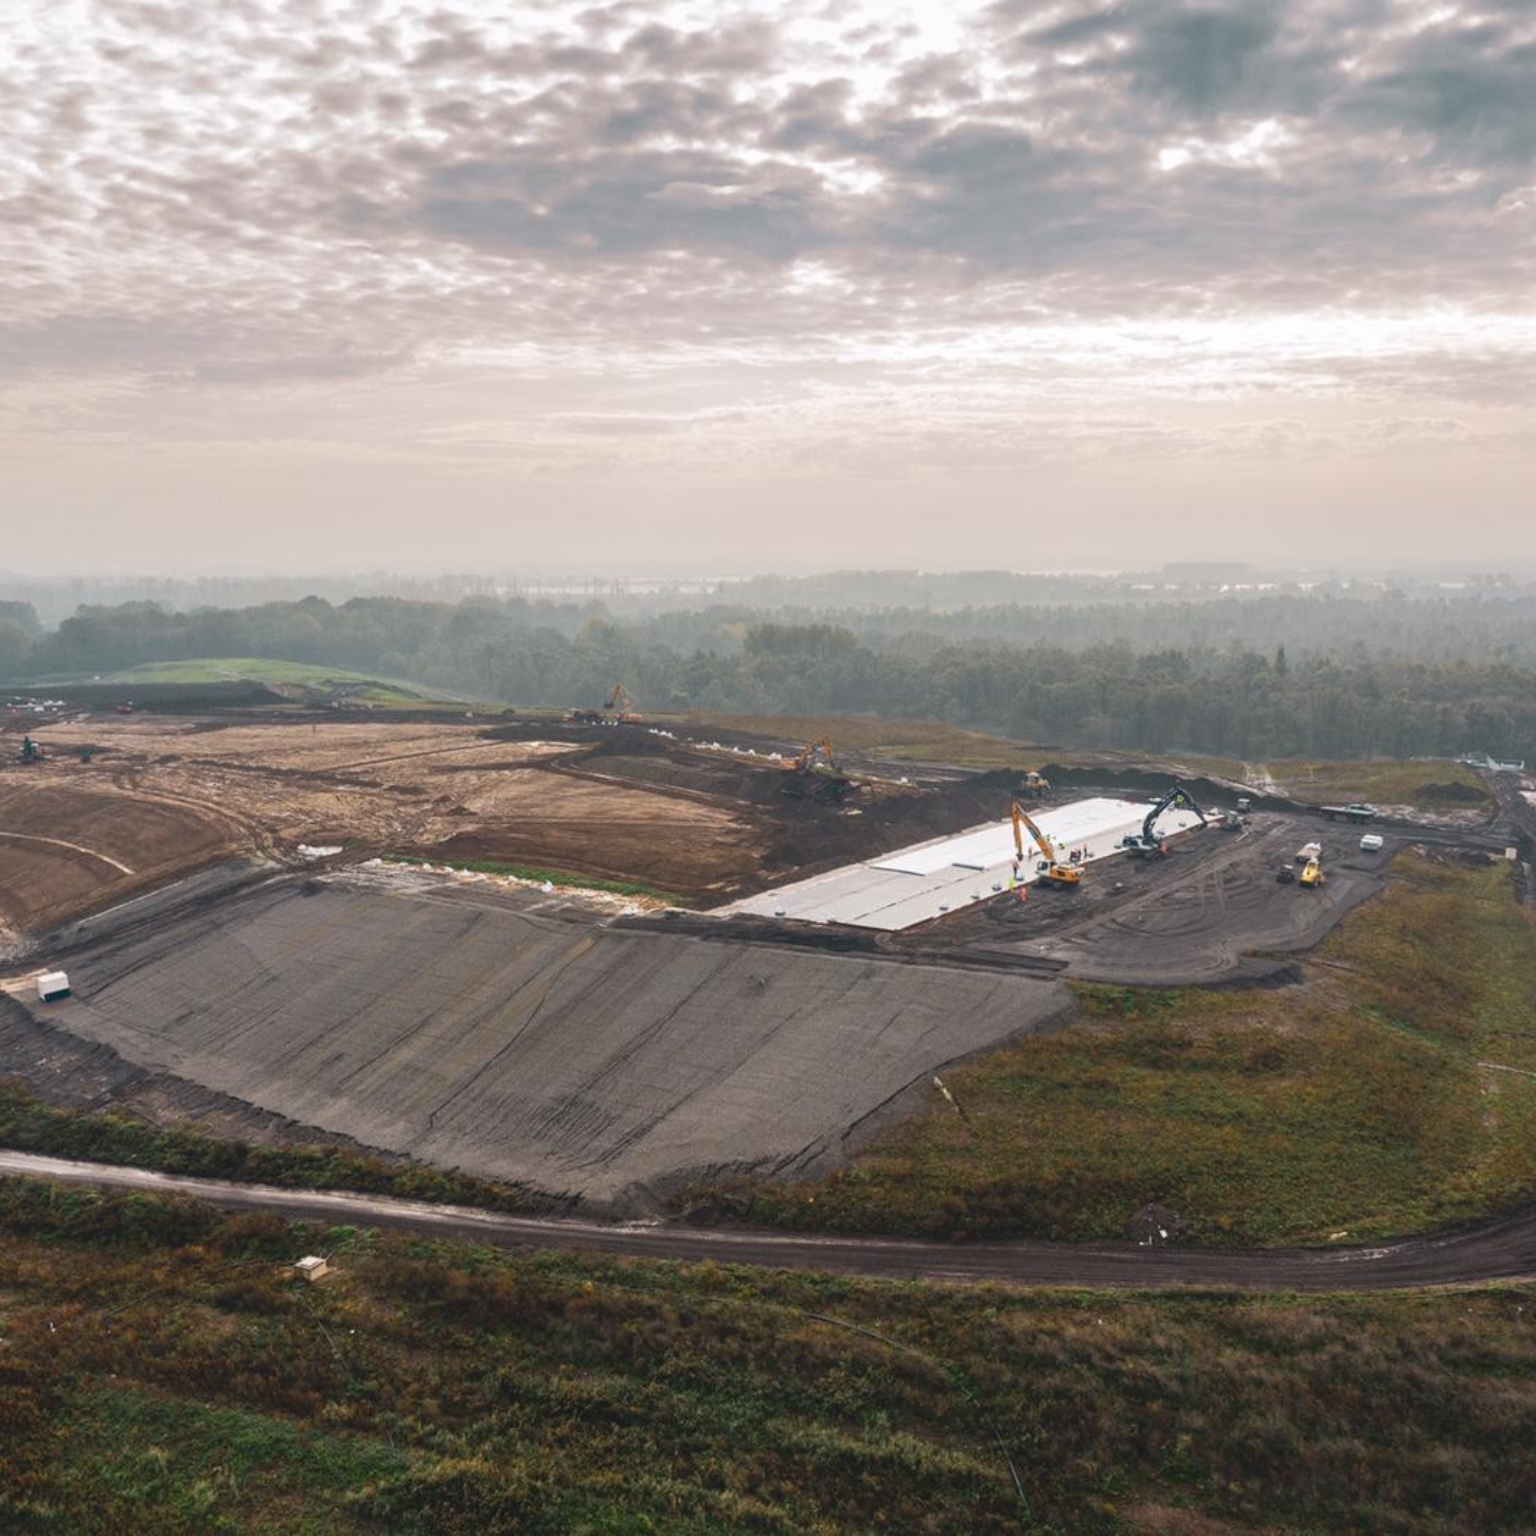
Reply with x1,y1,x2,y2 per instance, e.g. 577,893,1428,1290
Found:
37,971,71,1002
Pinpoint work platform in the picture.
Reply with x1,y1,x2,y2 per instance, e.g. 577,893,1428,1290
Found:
724,796,1204,931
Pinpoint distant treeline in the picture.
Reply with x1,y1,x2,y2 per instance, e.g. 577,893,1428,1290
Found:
2,593,1534,762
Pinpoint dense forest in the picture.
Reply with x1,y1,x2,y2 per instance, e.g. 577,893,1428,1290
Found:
2,587,1534,762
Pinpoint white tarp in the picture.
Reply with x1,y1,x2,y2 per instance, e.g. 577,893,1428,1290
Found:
724,796,1205,931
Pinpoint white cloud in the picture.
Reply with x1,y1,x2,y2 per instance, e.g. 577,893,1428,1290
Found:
1,0,1534,567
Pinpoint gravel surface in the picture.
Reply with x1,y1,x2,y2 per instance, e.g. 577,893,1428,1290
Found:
10,869,1068,1210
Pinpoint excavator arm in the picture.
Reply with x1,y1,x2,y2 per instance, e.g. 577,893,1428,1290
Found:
787,738,836,773
1140,783,1208,845
1011,802,1083,886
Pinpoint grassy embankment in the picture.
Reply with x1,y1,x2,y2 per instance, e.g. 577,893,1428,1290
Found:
685,713,1485,802
1267,757,1489,810
95,658,467,709
681,854,1536,1246
684,712,1245,779
0,1080,552,1215
1,1179,1533,1534
381,854,681,905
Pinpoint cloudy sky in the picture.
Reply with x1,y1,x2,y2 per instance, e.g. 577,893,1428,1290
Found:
4,0,1535,573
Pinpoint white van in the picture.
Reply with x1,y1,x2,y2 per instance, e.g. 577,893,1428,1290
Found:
1359,833,1384,853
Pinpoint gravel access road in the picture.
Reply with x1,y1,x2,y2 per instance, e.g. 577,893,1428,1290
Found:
5,1151,1534,1293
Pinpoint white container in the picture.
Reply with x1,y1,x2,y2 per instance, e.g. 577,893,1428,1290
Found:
1359,834,1384,853
37,970,71,1002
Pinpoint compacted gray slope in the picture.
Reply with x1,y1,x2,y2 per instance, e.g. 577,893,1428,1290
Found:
22,872,1066,1207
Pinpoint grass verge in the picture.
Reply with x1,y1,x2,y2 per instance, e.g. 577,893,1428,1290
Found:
1269,757,1489,809
0,1078,553,1214
1,1178,1533,1533
679,854,1536,1246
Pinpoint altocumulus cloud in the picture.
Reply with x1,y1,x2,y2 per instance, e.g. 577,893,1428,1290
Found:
2,0,1535,565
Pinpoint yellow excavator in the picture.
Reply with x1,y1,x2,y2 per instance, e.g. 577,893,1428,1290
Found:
785,738,837,774
1012,801,1083,888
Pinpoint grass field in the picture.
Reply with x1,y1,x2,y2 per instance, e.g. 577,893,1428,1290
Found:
1267,757,1488,808
93,658,466,707
1,1179,1532,1534
682,713,1257,779
681,854,1536,1246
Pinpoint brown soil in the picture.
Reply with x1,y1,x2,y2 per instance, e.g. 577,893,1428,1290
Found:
0,779,236,939
1,713,1029,936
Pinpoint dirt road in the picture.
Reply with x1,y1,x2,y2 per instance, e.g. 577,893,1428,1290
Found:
4,1150,1533,1291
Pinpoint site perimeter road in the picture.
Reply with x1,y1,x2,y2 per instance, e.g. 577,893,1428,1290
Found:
4,1150,1534,1291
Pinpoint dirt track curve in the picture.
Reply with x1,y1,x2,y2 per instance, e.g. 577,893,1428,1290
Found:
5,1152,1534,1292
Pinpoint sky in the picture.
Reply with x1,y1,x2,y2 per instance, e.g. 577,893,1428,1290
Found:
3,0,1535,574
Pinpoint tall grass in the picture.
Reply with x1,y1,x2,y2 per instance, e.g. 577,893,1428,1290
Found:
681,855,1536,1245
2,1180,1533,1533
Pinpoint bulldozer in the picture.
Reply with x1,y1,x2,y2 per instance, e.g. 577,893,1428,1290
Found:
1299,855,1326,890
1017,770,1050,800
1012,801,1082,888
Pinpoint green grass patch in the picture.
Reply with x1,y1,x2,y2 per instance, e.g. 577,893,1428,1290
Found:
2,1183,1534,1533
1270,756,1489,808
0,1079,551,1215
92,658,466,708
383,854,682,904
49,1387,410,1535
680,854,1536,1247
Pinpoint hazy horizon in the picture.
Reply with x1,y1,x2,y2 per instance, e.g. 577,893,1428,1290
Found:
7,1,1536,570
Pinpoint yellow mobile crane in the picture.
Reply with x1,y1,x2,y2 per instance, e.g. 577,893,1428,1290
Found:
1012,801,1083,888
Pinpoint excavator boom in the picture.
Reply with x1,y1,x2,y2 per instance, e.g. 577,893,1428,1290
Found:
1121,782,1209,857
1011,801,1083,887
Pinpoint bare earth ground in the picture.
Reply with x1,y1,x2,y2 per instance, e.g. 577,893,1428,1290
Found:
1,709,1523,1219
0,717,762,934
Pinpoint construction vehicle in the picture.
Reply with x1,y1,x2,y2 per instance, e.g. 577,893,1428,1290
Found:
114,702,135,716
785,738,837,774
782,738,855,802
1018,770,1050,800
18,735,43,762
565,683,635,726
1320,802,1375,824
1299,855,1326,890
1275,864,1296,885
1119,783,1208,858
1012,801,1083,888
